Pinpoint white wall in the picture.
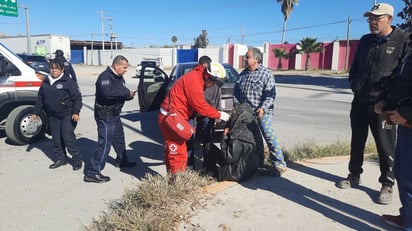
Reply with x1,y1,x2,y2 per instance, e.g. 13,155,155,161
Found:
82,46,229,68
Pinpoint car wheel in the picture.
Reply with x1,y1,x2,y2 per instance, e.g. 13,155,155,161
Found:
5,105,47,145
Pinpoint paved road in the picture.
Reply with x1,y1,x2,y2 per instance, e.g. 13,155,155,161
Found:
0,66,399,230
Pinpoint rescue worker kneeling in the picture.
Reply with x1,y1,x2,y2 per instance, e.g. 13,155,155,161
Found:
158,60,230,175
203,103,265,182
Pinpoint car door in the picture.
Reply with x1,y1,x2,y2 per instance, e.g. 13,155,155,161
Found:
137,65,170,112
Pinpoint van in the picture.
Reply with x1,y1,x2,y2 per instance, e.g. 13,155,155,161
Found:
0,43,48,145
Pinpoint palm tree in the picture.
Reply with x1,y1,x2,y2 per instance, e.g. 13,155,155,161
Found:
296,37,324,71
273,48,289,70
277,0,299,44
171,35,178,47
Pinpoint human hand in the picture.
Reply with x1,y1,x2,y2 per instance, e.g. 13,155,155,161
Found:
129,89,136,99
219,111,230,121
374,100,386,115
72,114,80,122
255,108,264,118
387,110,407,125
31,114,38,121
223,128,230,136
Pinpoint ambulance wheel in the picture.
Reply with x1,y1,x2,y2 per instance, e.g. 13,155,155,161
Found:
5,105,47,145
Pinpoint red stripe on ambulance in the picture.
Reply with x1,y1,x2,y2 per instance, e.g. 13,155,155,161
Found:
14,81,42,87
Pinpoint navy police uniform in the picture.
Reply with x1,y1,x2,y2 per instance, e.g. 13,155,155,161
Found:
34,73,82,162
86,66,133,175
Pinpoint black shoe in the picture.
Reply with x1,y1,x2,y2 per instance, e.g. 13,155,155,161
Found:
83,173,110,183
72,160,83,171
115,159,137,168
49,160,67,169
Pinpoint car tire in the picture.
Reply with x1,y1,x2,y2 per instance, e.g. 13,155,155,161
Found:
5,105,47,145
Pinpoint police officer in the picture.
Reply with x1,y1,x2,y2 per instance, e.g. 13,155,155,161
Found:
32,58,83,171
53,49,77,81
84,55,136,183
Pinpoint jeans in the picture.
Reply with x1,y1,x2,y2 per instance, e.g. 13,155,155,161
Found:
394,125,412,230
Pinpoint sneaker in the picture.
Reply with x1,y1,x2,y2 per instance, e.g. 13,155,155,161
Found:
377,186,393,205
275,166,287,176
256,166,286,177
336,174,360,189
382,214,405,228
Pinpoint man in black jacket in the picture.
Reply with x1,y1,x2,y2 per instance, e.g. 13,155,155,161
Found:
336,3,409,205
84,55,136,183
378,43,412,229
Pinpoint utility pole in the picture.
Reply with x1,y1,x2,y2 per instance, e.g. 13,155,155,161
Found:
107,17,113,58
373,0,377,6
18,6,31,54
345,16,352,71
100,11,105,65
91,33,94,65
241,27,245,45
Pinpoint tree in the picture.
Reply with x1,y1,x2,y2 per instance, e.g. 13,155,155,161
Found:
272,48,289,70
194,29,209,48
396,0,412,31
171,35,178,47
296,37,323,71
277,0,299,44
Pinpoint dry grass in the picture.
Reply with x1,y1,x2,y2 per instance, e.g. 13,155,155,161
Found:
85,140,378,230
84,171,214,231
263,140,377,166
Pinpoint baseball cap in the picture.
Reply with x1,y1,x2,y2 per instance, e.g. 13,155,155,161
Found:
53,49,64,57
363,3,394,17
206,62,226,87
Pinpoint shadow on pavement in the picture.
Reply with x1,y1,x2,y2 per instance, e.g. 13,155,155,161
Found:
115,140,164,180
275,75,350,90
121,110,163,145
26,136,54,162
240,162,390,231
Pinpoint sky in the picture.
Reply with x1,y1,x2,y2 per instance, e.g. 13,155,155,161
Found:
0,0,407,48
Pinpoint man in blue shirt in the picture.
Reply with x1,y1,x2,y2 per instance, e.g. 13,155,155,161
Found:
234,47,286,176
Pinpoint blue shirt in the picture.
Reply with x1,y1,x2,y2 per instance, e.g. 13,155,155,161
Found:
234,64,276,112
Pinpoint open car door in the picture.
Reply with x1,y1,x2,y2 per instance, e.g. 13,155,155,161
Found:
137,66,170,112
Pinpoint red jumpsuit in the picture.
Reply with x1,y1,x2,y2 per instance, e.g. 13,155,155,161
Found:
158,65,221,174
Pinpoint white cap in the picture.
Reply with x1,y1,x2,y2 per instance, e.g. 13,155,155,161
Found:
363,3,394,17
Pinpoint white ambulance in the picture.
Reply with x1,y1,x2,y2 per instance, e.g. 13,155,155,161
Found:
0,43,48,145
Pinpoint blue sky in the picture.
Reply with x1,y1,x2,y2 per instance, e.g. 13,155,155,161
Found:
0,0,407,47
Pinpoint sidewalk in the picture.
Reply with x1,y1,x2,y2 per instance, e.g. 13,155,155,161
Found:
180,156,400,231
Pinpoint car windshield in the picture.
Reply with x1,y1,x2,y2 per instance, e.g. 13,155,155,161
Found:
171,62,239,83
141,61,157,66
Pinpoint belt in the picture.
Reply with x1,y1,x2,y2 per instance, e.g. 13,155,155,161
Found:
159,107,168,116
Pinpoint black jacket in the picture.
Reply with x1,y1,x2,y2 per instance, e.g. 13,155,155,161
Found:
349,27,409,103
94,66,131,118
34,73,82,118
203,103,264,182
384,46,412,123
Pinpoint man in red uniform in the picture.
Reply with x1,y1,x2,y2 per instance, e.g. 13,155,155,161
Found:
158,61,230,174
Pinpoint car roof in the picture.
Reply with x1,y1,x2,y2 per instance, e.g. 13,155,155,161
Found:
171,62,239,83
17,54,48,61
